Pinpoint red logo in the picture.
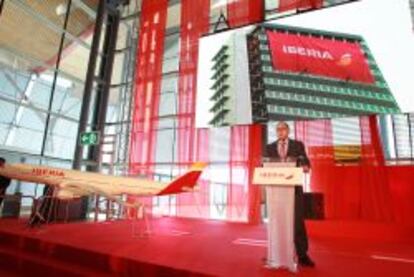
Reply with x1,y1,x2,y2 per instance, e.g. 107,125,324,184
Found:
32,168,65,177
260,172,294,180
337,53,353,67
285,174,293,180
282,45,334,60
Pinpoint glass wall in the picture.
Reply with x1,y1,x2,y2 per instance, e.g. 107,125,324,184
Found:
0,0,138,215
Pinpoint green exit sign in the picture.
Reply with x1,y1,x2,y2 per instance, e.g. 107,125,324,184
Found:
80,131,99,146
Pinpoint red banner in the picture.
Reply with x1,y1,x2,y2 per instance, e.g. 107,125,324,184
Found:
278,0,323,12
266,31,375,84
177,0,210,164
130,0,168,174
227,0,264,28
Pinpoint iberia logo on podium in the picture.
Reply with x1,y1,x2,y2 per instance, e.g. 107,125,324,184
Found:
260,172,294,180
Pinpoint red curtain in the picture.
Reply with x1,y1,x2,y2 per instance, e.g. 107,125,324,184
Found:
294,115,409,224
226,125,262,223
278,0,323,12
128,0,168,211
227,0,264,28
129,0,168,175
358,115,393,221
387,166,414,225
294,119,335,193
177,0,210,165
174,0,210,218
176,1,262,223
176,129,210,218
294,120,346,220
213,0,264,223
247,124,263,224
227,126,250,221
319,116,393,221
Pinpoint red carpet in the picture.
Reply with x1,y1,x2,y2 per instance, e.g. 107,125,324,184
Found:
0,217,413,276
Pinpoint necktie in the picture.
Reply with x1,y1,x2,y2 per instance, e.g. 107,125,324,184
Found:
280,140,287,161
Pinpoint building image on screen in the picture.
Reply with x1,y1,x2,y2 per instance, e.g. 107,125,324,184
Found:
247,24,400,122
209,32,251,127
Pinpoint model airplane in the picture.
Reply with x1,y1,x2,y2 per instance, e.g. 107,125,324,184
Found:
0,162,207,201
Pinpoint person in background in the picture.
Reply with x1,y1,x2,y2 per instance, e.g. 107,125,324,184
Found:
0,157,11,208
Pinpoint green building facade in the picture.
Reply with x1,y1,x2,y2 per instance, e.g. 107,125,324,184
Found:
247,24,401,122
210,45,231,126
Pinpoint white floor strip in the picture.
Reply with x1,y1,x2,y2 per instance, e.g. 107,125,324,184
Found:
233,238,267,247
169,230,191,236
371,255,414,264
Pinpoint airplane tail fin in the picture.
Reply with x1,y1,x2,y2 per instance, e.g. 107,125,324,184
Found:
157,162,207,196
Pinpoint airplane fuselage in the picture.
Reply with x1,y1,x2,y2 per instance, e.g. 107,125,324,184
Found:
0,164,166,198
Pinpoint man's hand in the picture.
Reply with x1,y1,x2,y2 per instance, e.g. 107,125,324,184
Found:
302,165,310,173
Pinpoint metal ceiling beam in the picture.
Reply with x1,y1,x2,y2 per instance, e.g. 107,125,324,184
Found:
0,0,5,16
72,0,97,19
4,74,39,145
73,0,135,30
9,0,93,50
0,46,85,85
0,94,79,123
4,73,44,120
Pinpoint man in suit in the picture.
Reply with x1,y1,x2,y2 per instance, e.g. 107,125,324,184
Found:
265,121,315,267
0,157,11,208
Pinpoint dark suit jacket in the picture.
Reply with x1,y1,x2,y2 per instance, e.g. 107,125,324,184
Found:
0,175,11,189
265,139,310,167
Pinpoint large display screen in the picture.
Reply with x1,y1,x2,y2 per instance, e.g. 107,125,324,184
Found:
196,0,414,128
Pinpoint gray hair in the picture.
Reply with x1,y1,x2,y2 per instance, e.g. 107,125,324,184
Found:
276,121,290,129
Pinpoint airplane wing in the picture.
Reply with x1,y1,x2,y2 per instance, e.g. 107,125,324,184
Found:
55,182,99,199
56,180,124,200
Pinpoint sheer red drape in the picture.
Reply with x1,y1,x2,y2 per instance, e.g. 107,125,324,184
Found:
228,126,245,221
278,0,323,12
177,0,210,165
128,0,168,211
321,116,393,221
176,129,210,218
227,126,249,221
294,119,335,193
227,125,262,223
294,119,347,220
174,1,263,223
247,124,263,224
294,116,402,223
221,0,264,222
219,1,264,223
358,115,393,221
387,166,414,225
129,0,168,175
175,0,210,219
173,124,262,222
227,0,264,28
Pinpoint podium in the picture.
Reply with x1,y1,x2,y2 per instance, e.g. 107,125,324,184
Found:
253,163,304,272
